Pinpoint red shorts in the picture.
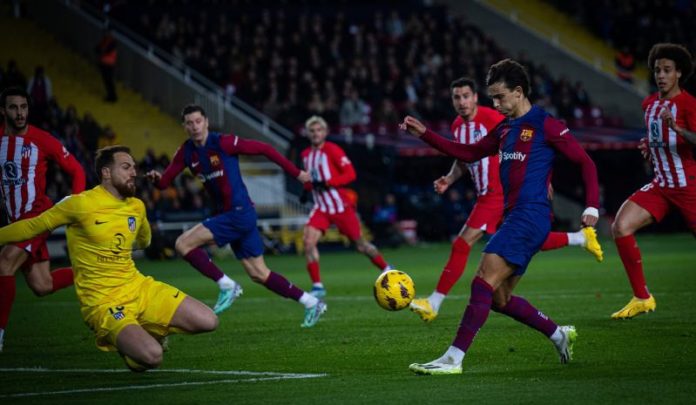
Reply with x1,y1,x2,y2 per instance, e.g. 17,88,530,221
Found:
465,193,505,235
12,232,51,271
629,182,696,230
307,206,362,241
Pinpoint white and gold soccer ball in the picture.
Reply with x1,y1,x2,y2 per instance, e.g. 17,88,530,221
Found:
373,270,415,311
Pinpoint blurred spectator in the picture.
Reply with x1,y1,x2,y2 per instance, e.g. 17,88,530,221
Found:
81,112,102,153
615,46,635,83
442,188,475,241
95,29,118,102
27,66,53,125
339,89,369,126
98,125,120,148
3,60,27,89
372,193,403,247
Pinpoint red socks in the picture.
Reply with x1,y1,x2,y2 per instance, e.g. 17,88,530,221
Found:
615,235,650,299
307,261,321,284
435,237,471,295
51,267,74,292
540,232,569,251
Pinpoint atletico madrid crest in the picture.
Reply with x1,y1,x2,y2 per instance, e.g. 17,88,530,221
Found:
128,216,136,233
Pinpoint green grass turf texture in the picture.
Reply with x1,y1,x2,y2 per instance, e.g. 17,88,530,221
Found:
1,233,695,404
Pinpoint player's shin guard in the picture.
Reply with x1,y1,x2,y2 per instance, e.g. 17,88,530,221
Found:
183,248,225,282
493,295,558,337
264,271,304,301
452,277,493,352
307,261,321,283
540,232,569,251
615,235,650,299
51,268,74,292
435,237,471,295
0,275,16,329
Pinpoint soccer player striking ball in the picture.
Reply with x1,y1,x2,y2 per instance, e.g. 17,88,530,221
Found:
0,86,86,352
410,78,603,323
611,43,696,319
0,146,218,371
300,116,392,298
401,59,600,375
147,105,326,327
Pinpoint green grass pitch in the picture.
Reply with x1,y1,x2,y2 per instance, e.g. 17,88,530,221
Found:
1,233,695,404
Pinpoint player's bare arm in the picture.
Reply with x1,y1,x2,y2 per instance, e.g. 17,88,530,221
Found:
659,106,696,145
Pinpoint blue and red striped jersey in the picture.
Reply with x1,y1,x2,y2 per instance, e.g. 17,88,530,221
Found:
421,105,599,212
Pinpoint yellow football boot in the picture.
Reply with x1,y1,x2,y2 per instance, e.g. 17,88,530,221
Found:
409,298,438,323
611,295,656,319
581,227,604,262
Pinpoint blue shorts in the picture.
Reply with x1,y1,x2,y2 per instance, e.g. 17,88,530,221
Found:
483,204,551,275
203,207,264,260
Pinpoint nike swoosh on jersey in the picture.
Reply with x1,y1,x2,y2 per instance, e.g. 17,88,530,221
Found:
173,291,180,298
191,161,199,168
95,220,108,225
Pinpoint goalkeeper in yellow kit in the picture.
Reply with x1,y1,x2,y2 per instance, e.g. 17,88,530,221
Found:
0,146,218,371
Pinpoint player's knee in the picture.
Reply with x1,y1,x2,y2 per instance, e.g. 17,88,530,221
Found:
611,218,631,238
303,237,316,251
200,311,219,332
174,236,193,256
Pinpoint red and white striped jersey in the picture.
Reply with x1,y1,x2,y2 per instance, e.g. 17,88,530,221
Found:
643,91,696,189
451,106,505,197
301,141,356,214
0,125,86,221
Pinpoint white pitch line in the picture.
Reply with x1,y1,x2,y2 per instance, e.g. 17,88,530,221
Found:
0,367,325,377
0,368,327,398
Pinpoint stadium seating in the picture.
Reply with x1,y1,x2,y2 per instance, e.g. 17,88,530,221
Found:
94,0,615,133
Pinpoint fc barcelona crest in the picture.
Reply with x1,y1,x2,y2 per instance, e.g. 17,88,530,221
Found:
210,155,220,166
128,216,136,233
520,129,534,142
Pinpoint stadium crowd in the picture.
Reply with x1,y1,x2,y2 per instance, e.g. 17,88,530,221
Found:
546,0,696,91
99,0,611,131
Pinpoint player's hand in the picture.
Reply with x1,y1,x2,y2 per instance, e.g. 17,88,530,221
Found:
297,170,311,183
145,170,162,183
433,176,451,194
547,183,554,201
399,116,426,137
581,207,599,227
659,106,683,134
638,137,649,160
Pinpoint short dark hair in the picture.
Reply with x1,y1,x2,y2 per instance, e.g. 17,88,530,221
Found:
486,58,531,97
95,145,131,181
648,43,693,84
180,104,207,122
450,77,477,93
0,86,30,108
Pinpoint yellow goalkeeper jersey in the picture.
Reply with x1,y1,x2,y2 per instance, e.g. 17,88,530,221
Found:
0,185,151,308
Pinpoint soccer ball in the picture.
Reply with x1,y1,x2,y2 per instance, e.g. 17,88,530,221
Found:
373,270,415,311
